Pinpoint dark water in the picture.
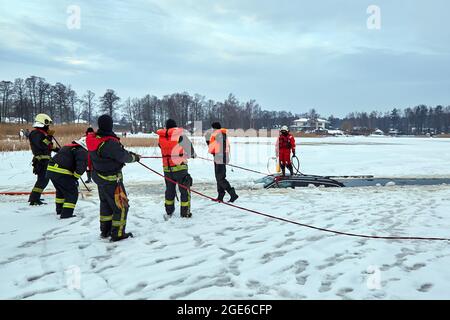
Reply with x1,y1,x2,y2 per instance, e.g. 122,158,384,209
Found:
256,175,450,189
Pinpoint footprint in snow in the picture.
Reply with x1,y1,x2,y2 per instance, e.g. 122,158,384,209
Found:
417,283,433,293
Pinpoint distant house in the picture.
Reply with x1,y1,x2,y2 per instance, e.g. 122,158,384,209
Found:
388,129,399,136
291,118,329,132
327,129,345,136
3,117,27,124
372,129,385,136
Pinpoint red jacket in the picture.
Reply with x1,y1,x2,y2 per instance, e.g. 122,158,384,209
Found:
276,134,295,155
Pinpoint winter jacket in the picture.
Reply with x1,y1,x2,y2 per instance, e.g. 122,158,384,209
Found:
89,131,136,177
276,133,296,155
48,144,88,179
29,128,58,160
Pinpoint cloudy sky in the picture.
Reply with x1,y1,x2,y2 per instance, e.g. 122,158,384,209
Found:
1,0,449,117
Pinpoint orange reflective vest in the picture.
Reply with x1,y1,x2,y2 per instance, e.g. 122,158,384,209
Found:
157,128,187,167
208,128,230,163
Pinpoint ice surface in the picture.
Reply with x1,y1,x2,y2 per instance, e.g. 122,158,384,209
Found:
1,136,450,299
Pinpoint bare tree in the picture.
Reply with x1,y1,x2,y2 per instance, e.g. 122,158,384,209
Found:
81,90,96,125
99,89,120,119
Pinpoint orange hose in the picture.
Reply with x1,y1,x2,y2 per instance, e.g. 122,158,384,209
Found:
0,191,56,196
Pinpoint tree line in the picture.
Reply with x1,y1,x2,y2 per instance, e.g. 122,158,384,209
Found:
1,76,450,135
0,76,299,132
339,106,450,135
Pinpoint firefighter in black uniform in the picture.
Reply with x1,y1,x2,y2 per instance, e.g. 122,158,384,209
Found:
205,122,238,203
87,115,140,242
28,114,60,205
46,137,88,219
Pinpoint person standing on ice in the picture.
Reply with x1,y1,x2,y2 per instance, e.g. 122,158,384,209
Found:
46,137,88,219
205,122,239,203
276,126,296,176
28,114,60,206
84,127,95,183
157,119,196,220
87,115,140,242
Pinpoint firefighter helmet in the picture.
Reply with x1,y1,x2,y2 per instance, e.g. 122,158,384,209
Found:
281,125,289,132
33,114,53,128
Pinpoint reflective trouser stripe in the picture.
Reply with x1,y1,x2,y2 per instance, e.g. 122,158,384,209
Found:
55,198,65,204
47,164,73,176
98,173,123,182
63,202,76,209
165,199,175,205
163,164,188,173
100,215,113,222
32,187,43,193
112,221,126,227
181,201,189,207
34,155,51,160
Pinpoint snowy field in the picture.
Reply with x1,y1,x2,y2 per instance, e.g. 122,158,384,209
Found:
1,136,450,299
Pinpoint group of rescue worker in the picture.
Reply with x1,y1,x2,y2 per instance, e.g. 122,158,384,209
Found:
27,113,296,242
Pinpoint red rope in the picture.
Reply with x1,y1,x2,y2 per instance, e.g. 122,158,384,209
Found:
196,156,273,176
137,161,450,242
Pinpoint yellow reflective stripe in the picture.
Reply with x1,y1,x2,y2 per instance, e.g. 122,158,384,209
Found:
181,191,191,208
165,199,175,205
181,201,190,207
32,187,43,193
47,164,73,176
43,138,51,145
73,173,81,179
63,202,76,209
112,220,126,227
55,198,65,204
100,215,113,222
34,155,51,160
163,164,188,173
97,173,122,182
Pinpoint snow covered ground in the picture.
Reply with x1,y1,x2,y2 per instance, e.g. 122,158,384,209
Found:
1,136,450,299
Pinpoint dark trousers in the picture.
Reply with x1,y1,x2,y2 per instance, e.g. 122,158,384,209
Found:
93,172,129,238
29,159,50,202
214,163,232,197
47,171,78,218
164,169,191,217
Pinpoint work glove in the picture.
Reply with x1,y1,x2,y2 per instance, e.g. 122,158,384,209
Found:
53,147,60,153
130,152,141,162
47,129,55,137
292,150,296,157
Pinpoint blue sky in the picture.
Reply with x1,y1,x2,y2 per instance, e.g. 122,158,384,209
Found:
1,0,449,117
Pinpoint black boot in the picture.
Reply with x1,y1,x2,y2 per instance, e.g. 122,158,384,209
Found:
30,199,45,206
100,221,112,239
110,232,133,242
216,192,226,202
60,215,77,219
100,230,111,239
227,188,239,203
181,206,192,218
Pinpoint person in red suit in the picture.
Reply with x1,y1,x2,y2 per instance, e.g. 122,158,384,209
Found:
275,126,296,176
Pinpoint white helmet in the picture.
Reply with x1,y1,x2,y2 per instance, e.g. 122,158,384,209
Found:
281,125,289,132
33,113,53,128
74,136,87,150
